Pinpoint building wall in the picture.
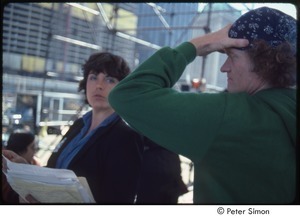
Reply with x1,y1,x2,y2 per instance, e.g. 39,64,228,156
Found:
3,3,138,80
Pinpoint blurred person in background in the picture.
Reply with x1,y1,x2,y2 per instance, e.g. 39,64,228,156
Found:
5,130,40,166
2,130,40,203
109,7,297,204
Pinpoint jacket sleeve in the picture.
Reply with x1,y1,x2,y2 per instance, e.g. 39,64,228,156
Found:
109,42,226,161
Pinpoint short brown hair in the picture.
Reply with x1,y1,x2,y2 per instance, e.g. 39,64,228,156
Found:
78,52,130,104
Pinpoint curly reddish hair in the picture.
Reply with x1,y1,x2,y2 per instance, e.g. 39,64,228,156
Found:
247,40,296,88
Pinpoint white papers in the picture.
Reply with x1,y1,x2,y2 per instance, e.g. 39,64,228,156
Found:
2,155,95,203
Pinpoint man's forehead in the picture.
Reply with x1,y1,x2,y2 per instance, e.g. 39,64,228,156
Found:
224,48,244,55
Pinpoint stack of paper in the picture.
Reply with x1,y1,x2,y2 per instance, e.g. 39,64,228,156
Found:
2,155,95,203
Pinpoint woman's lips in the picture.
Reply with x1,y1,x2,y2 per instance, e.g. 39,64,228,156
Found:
93,94,105,100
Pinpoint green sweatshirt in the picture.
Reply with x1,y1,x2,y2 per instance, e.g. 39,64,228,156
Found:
109,42,296,204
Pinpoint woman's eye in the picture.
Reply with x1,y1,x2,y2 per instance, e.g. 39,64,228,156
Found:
88,75,97,80
105,77,117,83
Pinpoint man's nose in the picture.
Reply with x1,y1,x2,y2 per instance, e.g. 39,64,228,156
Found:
220,58,230,73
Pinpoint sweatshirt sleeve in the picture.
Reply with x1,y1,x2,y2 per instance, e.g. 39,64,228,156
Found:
109,42,226,161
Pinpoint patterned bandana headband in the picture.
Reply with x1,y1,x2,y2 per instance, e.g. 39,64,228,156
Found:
228,7,297,53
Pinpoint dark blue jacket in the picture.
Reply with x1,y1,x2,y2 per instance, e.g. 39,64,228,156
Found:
47,116,143,204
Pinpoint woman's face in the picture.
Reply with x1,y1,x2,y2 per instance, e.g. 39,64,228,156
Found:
86,71,119,112
21,140,37,163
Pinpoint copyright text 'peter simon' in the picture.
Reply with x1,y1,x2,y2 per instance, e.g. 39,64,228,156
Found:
217,207,270,215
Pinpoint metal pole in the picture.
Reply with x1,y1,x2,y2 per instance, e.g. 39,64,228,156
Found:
40,3,54,131
201,3,212,80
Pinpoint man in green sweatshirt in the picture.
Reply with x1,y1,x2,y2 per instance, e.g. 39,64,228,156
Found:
109,7,297,204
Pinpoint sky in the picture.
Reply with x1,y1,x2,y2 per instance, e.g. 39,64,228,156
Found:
199,3,297,19
233,3,297,19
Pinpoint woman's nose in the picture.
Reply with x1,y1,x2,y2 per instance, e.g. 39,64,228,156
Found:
96,79,104,89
